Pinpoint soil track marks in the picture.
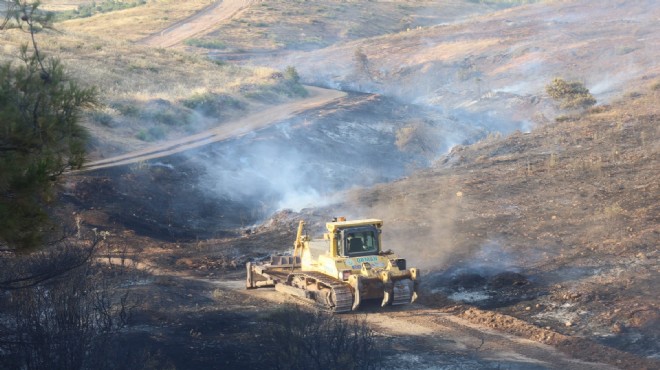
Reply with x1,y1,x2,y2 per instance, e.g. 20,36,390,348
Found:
141,0,255,48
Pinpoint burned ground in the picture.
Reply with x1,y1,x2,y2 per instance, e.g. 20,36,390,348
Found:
54,86,660,369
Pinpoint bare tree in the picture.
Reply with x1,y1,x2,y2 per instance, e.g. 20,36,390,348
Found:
260,305,381,370
0,238,139,370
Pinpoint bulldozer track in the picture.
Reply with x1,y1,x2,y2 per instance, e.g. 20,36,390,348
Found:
289,271,354,313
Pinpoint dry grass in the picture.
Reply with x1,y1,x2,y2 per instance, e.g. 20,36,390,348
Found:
0,1,309,155
195,0,502,52
57,0,215,42
40,0,92,12
0,26,281,98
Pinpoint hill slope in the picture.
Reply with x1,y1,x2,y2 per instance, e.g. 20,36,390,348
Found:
260,0,659,132
322,83,659,359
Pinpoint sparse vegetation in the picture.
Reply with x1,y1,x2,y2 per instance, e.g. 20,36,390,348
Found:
262,305,381,370
0,236,141,369
91,110,114,126
201,0,504,54
181,92,244,117
54,0,147,21
184,38,227,50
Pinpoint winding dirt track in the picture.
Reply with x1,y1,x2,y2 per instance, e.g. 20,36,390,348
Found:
76,86,345,172
140,0,255,48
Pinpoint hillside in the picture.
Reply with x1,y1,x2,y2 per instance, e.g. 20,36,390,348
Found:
1,0,311,158
327,84,659,359
259,0,659,136
62,80,659,369
1,0,658,369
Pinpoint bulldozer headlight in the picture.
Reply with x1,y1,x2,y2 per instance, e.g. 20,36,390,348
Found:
341,270,352,281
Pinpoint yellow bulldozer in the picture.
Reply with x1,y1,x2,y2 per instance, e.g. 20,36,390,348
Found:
246,217,420,312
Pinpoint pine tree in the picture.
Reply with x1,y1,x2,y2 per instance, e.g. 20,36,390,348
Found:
1,1,98,249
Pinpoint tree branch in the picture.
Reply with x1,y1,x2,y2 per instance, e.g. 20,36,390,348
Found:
0,238,100,290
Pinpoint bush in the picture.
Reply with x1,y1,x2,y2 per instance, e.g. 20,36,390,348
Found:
181,93,244,117
284,66,301,83
184,38,227,50
136,126,166,142
261,305,381,370
91,111,114,126
272,66,308,98
545,77,596,110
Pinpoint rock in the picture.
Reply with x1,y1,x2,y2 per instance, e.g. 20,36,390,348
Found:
565,321,573,327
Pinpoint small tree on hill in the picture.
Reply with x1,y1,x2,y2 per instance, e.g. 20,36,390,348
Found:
545,77,596,110
1,1,98,249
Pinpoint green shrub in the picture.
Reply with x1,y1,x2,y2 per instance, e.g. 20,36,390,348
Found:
184,38,227,50
546,78,596,110
91,111,113,126
284,66,300,83
181,93,244,116
136,127,166,142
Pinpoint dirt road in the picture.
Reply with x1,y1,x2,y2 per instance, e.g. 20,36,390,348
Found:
140,0,255,48
75,86,345,172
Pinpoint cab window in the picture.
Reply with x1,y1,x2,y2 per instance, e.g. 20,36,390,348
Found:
344,229,378,256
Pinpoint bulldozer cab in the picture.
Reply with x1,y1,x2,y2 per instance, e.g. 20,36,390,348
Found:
339,226,380,257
